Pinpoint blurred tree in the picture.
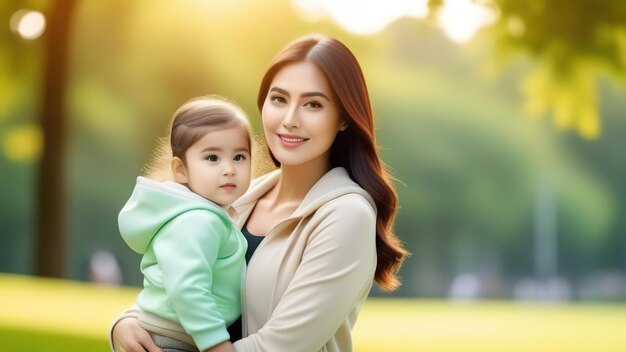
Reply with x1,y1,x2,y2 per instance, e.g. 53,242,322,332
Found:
429,0,626,139
35,0,76,278
363,21,615,294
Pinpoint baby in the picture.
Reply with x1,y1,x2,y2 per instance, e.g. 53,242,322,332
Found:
118,96,251,352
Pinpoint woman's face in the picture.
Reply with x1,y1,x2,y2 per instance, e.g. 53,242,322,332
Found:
261,61,347,170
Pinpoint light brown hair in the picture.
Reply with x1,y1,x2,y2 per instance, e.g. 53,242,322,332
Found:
258,34,409,291
144,96,252,180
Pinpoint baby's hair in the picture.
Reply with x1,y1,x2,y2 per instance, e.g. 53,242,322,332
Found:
170,97,251,160
143,96,253,181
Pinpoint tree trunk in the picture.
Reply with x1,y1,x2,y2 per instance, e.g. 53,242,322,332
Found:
35,0,76,278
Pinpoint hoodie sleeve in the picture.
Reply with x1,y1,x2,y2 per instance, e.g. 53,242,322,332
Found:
152,209,230,350
234,194,377,352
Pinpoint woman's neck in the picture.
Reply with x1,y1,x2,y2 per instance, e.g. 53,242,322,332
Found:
267,157,331,208
245,157,332,236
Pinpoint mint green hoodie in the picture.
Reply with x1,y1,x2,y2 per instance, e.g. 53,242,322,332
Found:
118,177,247,350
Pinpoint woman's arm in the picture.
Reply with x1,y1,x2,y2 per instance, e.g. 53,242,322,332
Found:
111,318,235,352
111,317,160,352
204,341,235,352
234,195,377,352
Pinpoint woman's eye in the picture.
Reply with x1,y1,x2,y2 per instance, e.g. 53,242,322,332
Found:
305,101,322,109
206,155,219,162
234,154,247,161
271,95,287,104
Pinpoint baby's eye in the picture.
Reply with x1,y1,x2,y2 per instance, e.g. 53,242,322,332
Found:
271,95,287,104
206,154,219,162
234,154,247,162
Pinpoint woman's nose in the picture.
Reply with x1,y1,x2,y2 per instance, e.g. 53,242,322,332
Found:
281,106,300,128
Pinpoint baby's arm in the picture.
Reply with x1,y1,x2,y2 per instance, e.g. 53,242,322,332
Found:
153,210,232,351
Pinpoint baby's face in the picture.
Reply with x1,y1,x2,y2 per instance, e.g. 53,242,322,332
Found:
183,126,251,206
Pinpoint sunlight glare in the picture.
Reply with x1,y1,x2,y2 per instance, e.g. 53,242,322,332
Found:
438,0,498,43
293,0,429,35
10,9,46,40
292,0,327,21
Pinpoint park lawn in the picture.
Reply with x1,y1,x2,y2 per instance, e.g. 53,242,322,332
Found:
1,273,625,351
0,273,138,350
353,299,626,352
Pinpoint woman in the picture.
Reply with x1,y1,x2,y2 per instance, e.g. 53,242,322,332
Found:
112,33,408,352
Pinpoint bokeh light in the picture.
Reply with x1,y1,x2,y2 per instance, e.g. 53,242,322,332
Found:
437,0,498,43
507,15,526,38
10,9,46,40
2,125,43,161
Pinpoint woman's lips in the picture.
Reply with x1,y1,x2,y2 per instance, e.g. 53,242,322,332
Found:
278,134,308,148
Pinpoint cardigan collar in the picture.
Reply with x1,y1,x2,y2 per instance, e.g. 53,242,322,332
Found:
231,167,376,224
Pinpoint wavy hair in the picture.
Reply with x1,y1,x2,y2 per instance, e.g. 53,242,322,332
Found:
257,34,409,291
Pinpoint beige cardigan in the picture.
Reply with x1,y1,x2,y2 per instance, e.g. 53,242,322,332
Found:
111,167,377,352
231,167,377,352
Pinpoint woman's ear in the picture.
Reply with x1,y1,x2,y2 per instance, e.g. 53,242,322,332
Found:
339,120,349,132
171,157,188,184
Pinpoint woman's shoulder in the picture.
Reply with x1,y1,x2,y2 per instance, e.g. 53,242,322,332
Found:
317,192,376,220
305,193,377,252
295,167,376,218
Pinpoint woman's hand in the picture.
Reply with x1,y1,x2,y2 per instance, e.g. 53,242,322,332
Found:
112,318,161,352
204,340,235,352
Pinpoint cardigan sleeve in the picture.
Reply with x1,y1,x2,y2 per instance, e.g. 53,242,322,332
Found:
153,210,231,350
233,194,377,352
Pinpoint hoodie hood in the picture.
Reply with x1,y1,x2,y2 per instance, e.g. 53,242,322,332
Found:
231,167,376,227
118,177,230,254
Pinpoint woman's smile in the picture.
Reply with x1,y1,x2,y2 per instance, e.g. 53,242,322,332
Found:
278,133,309,148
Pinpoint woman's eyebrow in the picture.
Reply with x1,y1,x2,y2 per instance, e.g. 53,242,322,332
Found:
269,87,330,101
270,87,330,101
269,87,290,96
301,92,330,101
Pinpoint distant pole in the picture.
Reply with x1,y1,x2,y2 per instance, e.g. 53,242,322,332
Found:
534,182,558,280
35,0,76,278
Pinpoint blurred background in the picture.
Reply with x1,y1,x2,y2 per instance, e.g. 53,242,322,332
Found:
1,0,626,350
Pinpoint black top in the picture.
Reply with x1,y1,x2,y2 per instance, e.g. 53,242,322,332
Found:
228,225,265,342
242,225,264,264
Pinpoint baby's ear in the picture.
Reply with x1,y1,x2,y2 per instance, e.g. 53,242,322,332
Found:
171,157,188,184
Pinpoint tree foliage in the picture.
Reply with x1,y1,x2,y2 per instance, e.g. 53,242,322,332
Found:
429,0,626,138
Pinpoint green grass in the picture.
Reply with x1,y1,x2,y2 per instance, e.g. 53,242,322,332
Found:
0,325,107,351
2,273,625,351
0,273,138,350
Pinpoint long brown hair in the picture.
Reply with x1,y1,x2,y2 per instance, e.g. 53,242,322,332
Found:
258,34,409,291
